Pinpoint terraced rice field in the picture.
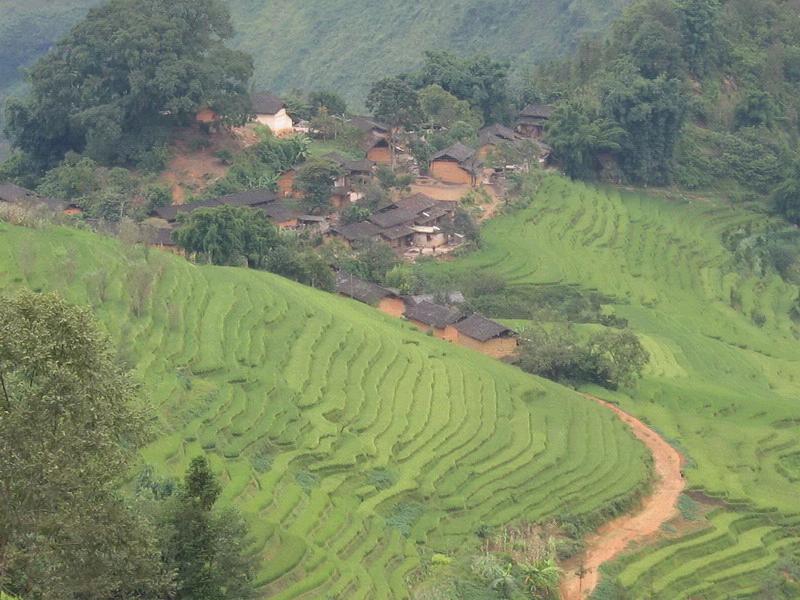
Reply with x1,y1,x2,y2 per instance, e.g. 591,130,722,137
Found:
431,176,800,595
0,223,650,599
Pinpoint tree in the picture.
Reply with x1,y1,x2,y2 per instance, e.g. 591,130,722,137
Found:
586,330,650,388
174,205,281,267
0,291,169,599
162,456,255,600
601,63,688,185
772,162,800,225
418,84,481,129
546,103,625,180
677,0,721,75
366,77,420,166
343,240,399,283
308,90,347,117
5,0,253,166
293,159,343,214
416,51,512,123
734,89,777,129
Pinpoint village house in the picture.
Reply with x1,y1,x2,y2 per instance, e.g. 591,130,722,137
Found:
263,202,300,230
251,92,294,134
331,193,457,253
0,182,78,215
152,189,278,223
515,104,554,139
349,116,393,164
297,214,330,234
477,124,525,159
330,221,383,246
429,142,482,186
452,313,518,358
404,300,463,340
324,152,374,202
334,271,406,317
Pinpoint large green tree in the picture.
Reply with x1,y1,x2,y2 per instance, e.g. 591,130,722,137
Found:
0,291,169,600
416,50,511,123
293,159,344,214
546,103,625,180
601,62,688,185
174,205,281,267
4,0,253,167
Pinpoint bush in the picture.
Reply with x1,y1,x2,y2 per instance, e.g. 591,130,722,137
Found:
518,325,649,389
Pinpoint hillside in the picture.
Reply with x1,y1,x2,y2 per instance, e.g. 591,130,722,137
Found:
0,221,650,598
427,176,800,596
0,0,630,116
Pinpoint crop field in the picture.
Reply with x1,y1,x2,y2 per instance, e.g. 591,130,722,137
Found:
431,176,800,595
0,222,649,598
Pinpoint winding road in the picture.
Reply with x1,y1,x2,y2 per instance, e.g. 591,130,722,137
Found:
560,394,685,599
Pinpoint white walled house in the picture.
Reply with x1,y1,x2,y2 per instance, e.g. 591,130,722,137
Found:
251,92,294,134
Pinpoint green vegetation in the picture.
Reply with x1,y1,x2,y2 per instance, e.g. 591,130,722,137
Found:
0,291,168,599
0,220,650,598
425,175,800,594
539,0,800,201
4,0,252,168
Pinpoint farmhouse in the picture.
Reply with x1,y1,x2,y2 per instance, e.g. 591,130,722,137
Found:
0,182,75,214
152,189,278,223
251,92,294,134
334,271,406,317
349,116,393,163
453,313,518,358
478,124,524,159
429,142,482,186
330,221,383,245
404,300,462,341
515,104,554,139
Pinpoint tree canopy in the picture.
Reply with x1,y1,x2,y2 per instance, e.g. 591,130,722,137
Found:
4,0,253,167
0,291,168,599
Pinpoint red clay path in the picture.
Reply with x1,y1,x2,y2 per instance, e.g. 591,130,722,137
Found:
560,394,685,599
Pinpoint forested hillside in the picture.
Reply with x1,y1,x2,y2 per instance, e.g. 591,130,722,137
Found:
0,0,630,113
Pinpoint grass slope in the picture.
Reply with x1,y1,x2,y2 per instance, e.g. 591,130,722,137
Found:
427,176,800,596
0,222,648,598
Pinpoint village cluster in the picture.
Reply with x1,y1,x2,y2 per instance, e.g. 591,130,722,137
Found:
0,92,554,359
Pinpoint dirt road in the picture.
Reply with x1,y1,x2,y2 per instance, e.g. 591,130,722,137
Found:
560,394,685,599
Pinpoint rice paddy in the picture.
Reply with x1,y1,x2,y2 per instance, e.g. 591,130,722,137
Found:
431,175,800,595
0,222,650,598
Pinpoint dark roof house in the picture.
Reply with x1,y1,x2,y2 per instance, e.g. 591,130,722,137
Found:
518,104,555,121
331,221,383,243
404,301,462,329
454,313,514,342
335,272,397,305
348,116,390,135
152,189,277,222
479,124,523,146
0,183,66,212
251,92,286,115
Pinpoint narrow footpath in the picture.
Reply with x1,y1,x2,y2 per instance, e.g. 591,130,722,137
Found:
560,394,685,599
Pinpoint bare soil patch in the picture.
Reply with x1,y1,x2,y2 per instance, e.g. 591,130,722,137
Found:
560,394,685,599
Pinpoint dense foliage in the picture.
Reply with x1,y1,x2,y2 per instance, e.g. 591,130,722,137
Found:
539,0,800,197
4,0,252,168
0,291,166,599
174,205,334,290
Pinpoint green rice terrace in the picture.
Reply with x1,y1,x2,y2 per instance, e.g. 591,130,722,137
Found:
431,176,800,597
0,223,650,598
